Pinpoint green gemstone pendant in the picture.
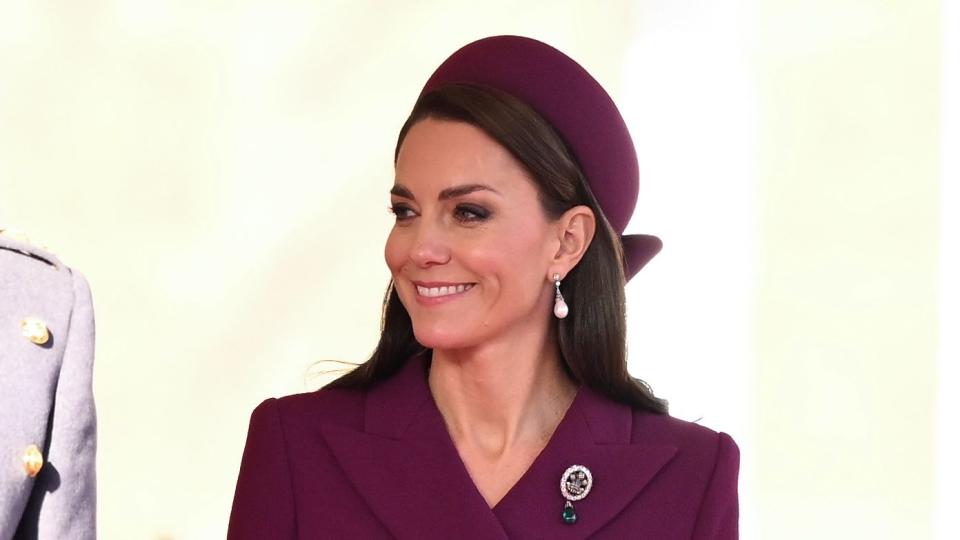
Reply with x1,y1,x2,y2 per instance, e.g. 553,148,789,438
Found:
562,501,578,524
560,464,592,525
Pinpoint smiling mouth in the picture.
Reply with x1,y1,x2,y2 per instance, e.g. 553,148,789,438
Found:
415,283,475,297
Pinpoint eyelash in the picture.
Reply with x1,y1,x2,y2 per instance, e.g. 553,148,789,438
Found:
455,204,491,222
388,203,491,223
387,204,415,220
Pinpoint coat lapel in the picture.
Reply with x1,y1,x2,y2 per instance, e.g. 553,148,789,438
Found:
320,354,509,539
491,385,677,539
320,354,677,539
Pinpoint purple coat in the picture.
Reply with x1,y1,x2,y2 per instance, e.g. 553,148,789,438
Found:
228,355,739,539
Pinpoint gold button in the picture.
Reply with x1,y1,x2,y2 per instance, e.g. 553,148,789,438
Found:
20,317,50,345
22,445,43,477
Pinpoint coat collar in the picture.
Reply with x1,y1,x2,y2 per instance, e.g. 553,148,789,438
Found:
320,353,677,539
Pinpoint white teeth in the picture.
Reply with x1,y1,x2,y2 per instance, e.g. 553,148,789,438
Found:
417,283,474,297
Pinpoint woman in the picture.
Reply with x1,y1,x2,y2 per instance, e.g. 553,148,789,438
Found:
228,35,739,539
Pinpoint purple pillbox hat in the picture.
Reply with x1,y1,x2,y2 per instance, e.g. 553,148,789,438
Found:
420,35,662,281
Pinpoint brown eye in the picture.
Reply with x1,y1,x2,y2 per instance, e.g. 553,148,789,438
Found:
388,204,416,221
454,204,490,222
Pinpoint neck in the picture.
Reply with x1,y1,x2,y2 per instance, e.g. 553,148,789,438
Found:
427,330,578,459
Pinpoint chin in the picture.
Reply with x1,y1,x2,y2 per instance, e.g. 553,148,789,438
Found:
411,322,480,351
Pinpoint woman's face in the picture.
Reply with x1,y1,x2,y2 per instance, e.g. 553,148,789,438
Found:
386,117,559,351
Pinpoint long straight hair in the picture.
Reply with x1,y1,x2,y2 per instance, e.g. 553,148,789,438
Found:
326,83,667,414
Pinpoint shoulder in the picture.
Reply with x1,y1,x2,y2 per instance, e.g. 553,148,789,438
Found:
634,411,737,448
246,355,431,438
633,411,740,512
0,227,66,273
250,383,367,433
0,227,89,304
630,409,740,528
632,410,739,478
631,413,740,536
1,228,92,354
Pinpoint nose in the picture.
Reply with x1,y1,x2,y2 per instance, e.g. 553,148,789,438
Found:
409,219,451,268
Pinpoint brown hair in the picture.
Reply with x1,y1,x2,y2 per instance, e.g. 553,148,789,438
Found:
325,83,667,415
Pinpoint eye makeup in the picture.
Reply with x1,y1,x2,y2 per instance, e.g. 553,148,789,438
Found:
453,203,491,222
388,204,415,221
387,202,493,223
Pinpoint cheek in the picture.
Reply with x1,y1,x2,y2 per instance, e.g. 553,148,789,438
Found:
383,229,406,273
474,228,550,289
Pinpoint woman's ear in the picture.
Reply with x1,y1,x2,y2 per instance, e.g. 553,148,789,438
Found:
551,205,596,272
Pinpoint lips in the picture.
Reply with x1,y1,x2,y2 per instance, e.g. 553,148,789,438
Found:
415,283,475,297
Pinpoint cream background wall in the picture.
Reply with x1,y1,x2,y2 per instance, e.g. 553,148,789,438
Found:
0,1,950,538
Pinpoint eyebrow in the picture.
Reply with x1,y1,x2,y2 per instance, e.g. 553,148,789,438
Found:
390,183,501,201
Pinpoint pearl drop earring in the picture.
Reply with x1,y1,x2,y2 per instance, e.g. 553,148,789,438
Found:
553,273,569,319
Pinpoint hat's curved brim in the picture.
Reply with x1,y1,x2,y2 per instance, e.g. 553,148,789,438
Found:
622,234,663,281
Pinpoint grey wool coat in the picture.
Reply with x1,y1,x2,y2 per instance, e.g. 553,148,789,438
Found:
0,229,96,540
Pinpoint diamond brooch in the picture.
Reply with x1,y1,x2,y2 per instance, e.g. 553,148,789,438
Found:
560,464,593,524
